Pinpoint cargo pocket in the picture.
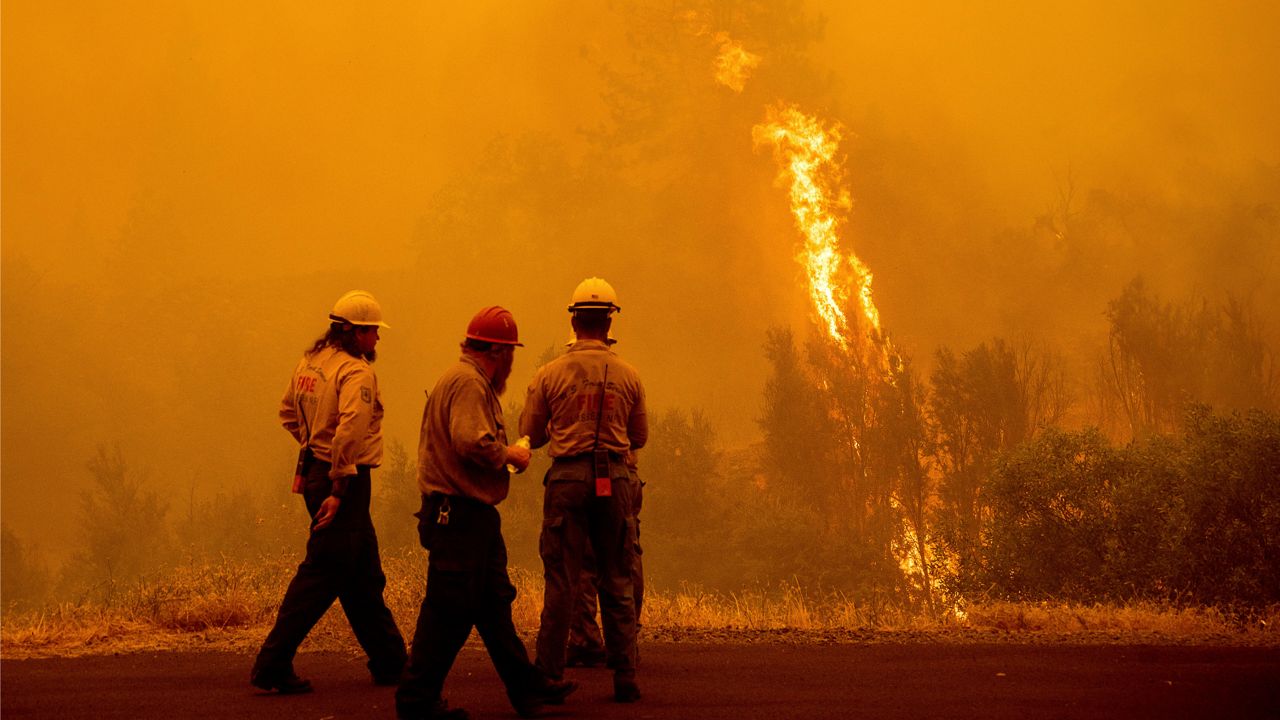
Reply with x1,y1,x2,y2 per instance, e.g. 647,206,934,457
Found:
539,515,565,565
623,516,640,562
413,495,434,550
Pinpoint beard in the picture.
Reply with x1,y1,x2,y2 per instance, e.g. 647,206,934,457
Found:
492,352,513,395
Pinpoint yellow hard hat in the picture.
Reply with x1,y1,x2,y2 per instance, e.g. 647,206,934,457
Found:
329,290,390,328
567,277,621,314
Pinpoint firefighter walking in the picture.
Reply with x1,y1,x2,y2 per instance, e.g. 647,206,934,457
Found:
521,278,647,702
396,306,576,720
251,290,407,694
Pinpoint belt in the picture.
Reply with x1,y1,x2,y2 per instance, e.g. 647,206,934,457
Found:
309,459,374,472
426,490,486,507
554,451,625,462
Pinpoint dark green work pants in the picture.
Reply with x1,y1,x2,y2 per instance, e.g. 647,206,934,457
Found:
535,456,639,681
569,474,644,660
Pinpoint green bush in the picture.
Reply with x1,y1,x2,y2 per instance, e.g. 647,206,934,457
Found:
978,407,1280,606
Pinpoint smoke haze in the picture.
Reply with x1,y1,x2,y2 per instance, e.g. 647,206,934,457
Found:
3,0,1278,568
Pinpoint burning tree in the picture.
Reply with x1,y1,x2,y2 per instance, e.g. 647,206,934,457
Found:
753,101,943,612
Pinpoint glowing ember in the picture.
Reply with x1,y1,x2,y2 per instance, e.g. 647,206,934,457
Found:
752,104,882,353
713,32,761,93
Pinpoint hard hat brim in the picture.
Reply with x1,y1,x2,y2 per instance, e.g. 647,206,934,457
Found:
567,303,621,313
330,314,390,329
465,334,523,347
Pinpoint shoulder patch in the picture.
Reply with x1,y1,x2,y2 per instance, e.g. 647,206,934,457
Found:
361,386,372,404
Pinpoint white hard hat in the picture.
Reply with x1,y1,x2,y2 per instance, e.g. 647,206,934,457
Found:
568,277,621,314
329,290,390,328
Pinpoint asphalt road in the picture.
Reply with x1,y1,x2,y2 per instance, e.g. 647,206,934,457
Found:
3,642,1278,719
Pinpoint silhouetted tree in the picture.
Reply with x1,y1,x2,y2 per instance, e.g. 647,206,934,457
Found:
1,527,50,611
1103,278,1276,439
1173,405,1280,605
978,406,1280,605
868,352,937,614
63,446,170,599
642,408,726,588
758,327,838,510
372,439,420,555
929,338,1069,593
982,428,1120,600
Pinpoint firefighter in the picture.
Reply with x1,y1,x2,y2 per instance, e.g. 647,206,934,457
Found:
521,277,647,702
251,290,407,694
396,306,577,720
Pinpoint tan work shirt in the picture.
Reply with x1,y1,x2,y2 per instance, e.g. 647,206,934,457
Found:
417,355,512,505
280,345,383,480
520,339,648,458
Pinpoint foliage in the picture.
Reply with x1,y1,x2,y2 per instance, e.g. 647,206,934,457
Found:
1103,278,1277,438
1173,406,1280,605
750,326,913,598
642,408,729,588
982,428,1122,599
980,407,1280,606
757,327,837,511
372,439,422,556
2,527,51,611
929,338,1069,595
61,446,171,601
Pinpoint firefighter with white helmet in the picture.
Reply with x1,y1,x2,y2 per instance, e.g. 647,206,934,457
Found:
252,290,406,694
522,277,647,703
396,306,577,720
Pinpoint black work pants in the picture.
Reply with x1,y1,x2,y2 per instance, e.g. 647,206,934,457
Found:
396,493,542,718
252,463,407,683
535,457,639,680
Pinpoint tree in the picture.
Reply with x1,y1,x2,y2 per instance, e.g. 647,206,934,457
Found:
1174,406,1280,605
929,338,1069,594
982,428,1121,600
372,439,421,556
63,446,170,599
758,327,837,510
1102,278,1277,439
869,353,937,614
642,408,727,589
1,527,50,611
755,324,907,596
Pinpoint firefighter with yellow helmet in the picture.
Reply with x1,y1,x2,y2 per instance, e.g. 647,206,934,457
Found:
521,278,647,702
252,290,407,694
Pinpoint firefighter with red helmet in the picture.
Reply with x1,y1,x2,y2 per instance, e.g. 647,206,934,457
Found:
252,290,407,694
396,306,577,720
521,278,647,703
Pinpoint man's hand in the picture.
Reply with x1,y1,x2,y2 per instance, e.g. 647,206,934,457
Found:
313,495,341,531
505,443,532,472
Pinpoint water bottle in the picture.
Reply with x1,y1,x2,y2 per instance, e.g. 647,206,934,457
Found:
506,435,531,473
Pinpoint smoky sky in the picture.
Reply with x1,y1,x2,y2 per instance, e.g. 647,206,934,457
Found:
3,0,1278,562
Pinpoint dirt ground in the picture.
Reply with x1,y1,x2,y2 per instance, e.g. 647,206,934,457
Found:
3,640,1278,719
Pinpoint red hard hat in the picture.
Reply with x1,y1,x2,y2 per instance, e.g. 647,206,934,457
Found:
465,306,524,346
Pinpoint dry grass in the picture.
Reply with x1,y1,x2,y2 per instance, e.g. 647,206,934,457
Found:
4,551,1276,659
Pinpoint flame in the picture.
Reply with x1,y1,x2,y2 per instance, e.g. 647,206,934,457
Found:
713,32,761,93
710,24,948,617
752,104,882,354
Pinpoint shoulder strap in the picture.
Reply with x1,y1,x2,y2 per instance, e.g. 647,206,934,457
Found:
592,364,609,451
